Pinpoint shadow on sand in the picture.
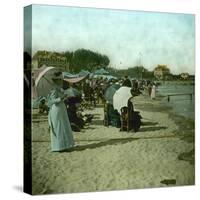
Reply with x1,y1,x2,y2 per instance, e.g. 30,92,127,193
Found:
139,126,167,132
141,122,158,126
60,137,140,153
60,133,176,153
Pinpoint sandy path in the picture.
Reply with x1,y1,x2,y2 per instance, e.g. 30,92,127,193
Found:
31,95,194,194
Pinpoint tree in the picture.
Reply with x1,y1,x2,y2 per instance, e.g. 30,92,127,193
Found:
63,51,73,69
111,66,155,80
70,49,110,72
32,49,110,72
154,65,171,80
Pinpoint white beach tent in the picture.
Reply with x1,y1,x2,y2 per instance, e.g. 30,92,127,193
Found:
35,65,62,97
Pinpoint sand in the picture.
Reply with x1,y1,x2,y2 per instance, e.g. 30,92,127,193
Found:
31,94,195,195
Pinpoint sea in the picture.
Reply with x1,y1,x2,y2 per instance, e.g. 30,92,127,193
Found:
156,82,195,120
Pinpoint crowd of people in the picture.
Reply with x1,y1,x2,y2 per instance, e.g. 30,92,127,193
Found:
36,73,157,152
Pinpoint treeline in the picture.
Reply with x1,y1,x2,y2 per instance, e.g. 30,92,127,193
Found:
32,49,110,72
110,66,194,81
109,66,154,80
29,50,193,81
65,49,110,72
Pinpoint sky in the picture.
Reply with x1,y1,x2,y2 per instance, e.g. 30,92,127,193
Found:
24,4,195,74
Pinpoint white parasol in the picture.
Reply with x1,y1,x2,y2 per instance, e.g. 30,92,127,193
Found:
113,86,132,113
35,65,62,97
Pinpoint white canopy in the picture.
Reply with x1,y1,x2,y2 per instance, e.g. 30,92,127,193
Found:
113,86,132,113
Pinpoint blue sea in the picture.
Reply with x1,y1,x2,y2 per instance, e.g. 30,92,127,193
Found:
157,83,195,120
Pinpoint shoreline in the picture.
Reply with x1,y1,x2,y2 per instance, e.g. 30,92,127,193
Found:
135,93,194,131
31,93,195,195
135,93,194,145
135,93,195,163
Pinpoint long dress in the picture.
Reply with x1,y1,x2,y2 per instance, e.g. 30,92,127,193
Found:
151,85,156,99
47,88,74,152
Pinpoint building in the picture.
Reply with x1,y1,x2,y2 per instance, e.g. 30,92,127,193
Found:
180,72,190,80
31,51,69,71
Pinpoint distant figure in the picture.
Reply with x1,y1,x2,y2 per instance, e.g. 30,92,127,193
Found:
132,79,139,91
147,83,152,97
47,76,75,152
122,76,132,87
151,84,156,99
83,80,96,106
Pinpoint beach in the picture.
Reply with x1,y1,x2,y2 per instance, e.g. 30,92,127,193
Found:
31,94,195,195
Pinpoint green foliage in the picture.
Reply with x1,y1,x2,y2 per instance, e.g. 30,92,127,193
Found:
70,49,110,72
33,49,110,73
111,66,154,80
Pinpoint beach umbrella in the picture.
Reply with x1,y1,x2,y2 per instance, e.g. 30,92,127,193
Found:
94,68,109,75
104,84,120,104
78,70,90,77
62,71,78,79
113,86,132,113
32,65,48,98
64,76,88,83
63,71,89,83
35,66,62,97
105,75,118,80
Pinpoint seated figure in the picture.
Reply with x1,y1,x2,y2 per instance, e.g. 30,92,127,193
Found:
104,102,121,128
120,98,142,132
39,98,49,114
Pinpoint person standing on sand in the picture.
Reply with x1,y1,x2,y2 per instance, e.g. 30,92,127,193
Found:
123,76,132,87
151,83,156,100
147,83,152,97
47,75,75,152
